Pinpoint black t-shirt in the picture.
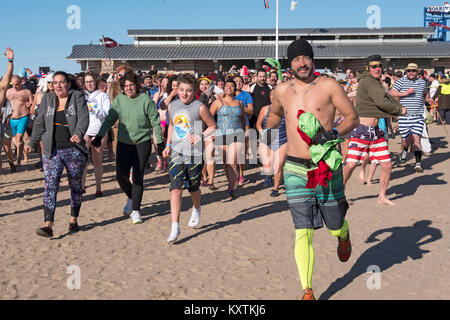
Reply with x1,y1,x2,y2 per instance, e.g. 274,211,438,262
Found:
250,83,272,124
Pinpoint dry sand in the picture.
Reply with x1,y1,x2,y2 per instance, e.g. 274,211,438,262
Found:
0,124,449,300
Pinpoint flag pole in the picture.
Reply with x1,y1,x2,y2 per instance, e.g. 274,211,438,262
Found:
102,34,112,61
275,0,279,61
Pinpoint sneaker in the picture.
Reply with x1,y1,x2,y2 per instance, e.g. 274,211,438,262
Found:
123,198,132,216
167,224,180,243
270,189,279,197
95,191,103,197
337,232,351,262
130,210,143,224
264,175,273,188
68,223,80,233
415,163,423,173
237,176,245,186
401,150,408,162
302,288,316,300
188,208,201,228
36,227,53,238
227,186,236,200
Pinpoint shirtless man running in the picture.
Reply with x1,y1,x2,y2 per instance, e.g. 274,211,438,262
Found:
266,39,359,300
6,74,33,165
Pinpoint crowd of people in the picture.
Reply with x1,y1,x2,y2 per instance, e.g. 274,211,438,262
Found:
0,42,448,300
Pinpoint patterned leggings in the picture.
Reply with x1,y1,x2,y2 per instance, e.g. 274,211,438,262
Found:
42,147,87,222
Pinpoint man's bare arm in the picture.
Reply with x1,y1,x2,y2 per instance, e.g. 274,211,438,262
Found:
266,87,283,129
0,47,14,109
329,80,359,136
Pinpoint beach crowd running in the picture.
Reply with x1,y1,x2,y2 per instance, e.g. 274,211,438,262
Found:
0,40,448,300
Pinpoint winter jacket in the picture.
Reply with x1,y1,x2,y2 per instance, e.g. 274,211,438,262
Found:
355,71,403,118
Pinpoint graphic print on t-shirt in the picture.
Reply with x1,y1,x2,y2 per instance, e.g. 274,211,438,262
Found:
174,113,190,139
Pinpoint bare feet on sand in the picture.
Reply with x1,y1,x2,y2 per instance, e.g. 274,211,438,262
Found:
366,179,373,186
378,196,395,205
359,171,365,183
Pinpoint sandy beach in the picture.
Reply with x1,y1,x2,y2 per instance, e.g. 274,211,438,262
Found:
0,123,449,300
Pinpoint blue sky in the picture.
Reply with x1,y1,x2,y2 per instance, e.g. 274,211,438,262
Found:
0,0,442,75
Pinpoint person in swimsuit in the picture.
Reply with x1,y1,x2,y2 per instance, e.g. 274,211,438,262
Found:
152,76,170,171
197,76,217,189
266,39,359,299
257,104,287,197
233,75,254,186
7,75,34,165
209,79,246,199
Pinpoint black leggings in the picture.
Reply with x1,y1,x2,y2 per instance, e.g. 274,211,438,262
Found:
116,140,152,211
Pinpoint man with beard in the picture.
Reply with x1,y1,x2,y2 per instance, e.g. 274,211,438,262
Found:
249,68,272,129
389,63,427,172
265,39,359,300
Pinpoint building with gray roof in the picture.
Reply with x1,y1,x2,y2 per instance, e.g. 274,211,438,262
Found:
67,27,450,74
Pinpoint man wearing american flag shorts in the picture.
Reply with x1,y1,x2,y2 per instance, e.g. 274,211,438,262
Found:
389,63,428,173
343,55,406,205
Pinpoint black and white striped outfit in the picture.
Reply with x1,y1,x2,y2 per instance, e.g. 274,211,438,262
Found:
393,77,427,138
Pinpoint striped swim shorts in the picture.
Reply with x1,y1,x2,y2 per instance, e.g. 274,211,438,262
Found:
398,114,425,139
346,124,391,164
283,157,348,230
168,152,203,192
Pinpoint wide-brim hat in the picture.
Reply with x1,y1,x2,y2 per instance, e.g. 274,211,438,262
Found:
406,63,419,71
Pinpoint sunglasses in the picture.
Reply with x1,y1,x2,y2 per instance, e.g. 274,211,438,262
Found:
406,69,417,73
369,64,383,69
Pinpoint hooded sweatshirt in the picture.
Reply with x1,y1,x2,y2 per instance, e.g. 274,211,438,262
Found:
355,71,403,118
84,90,111,136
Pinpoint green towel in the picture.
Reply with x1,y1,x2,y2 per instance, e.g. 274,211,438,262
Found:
297,112,344,171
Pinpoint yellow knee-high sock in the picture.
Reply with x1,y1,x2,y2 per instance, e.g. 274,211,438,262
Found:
329,219,349,240
294,229,314,290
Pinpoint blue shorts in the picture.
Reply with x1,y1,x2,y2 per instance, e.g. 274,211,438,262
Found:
10,115,29,136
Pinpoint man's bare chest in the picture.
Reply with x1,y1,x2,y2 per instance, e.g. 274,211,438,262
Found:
9,90,29,103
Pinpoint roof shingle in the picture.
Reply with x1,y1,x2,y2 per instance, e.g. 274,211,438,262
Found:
67,42,450,61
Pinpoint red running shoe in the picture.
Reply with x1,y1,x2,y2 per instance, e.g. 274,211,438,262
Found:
302,288,316,300
337,231,351,262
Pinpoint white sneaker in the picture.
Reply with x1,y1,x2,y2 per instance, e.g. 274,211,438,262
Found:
188,208,201,228
401,150,408,162
123,198,132,216
415,163,423,173
167,223,180,243
130,210,143,224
